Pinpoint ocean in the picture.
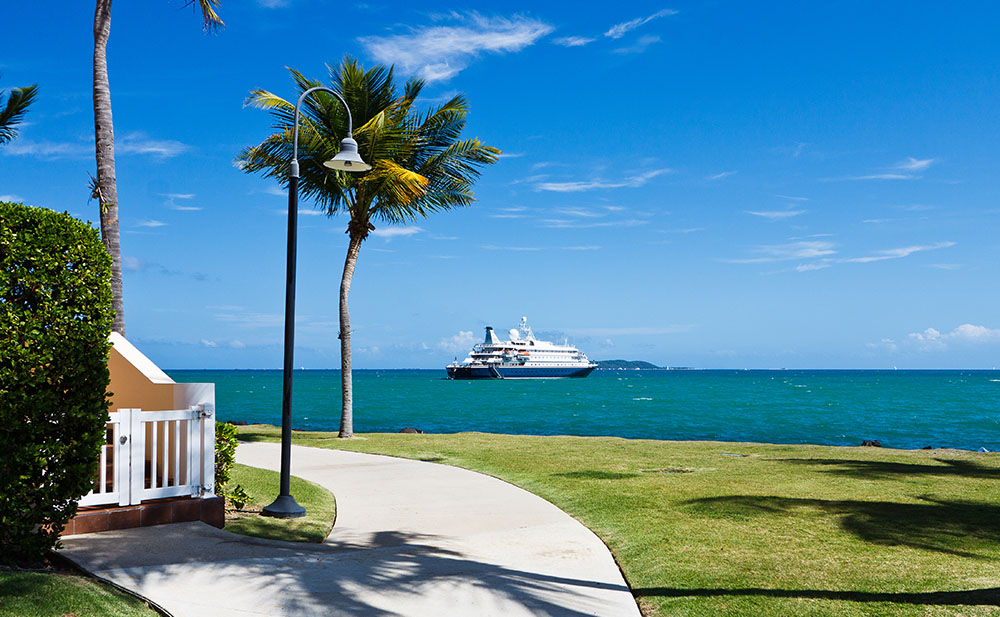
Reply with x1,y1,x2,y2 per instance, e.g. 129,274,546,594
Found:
166,369,1000,452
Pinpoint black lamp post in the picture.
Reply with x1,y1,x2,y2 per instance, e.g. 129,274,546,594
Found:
262,87,371,519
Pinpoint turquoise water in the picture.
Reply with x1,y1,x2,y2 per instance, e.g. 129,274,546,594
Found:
166,369,1000,451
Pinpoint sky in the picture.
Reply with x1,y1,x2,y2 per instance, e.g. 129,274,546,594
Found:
2,1,999,369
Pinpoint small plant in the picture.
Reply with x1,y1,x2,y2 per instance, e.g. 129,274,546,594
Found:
226,484,251,510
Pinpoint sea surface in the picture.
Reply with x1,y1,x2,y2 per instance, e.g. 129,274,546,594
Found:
166,369,1000,451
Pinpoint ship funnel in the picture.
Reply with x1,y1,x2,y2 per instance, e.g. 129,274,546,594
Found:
484,327,501,344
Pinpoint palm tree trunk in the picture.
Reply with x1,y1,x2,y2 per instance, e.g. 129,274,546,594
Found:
338,233,363,438
93,0,125,335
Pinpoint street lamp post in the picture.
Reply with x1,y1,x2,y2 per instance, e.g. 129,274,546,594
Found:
262,87,371,519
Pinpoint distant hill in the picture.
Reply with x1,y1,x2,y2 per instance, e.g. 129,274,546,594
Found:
595,359,663,370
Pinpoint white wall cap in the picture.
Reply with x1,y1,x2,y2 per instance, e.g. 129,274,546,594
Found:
109,332,175,385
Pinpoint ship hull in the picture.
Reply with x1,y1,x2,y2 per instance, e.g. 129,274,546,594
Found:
446,364,596,380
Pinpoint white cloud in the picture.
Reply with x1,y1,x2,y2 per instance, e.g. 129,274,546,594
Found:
438,330,476,352
230,340,246,349
845,173,919,181
906,324,1000,350
0,194,23,202
118,132,190,158
257,0,288,6
123,256,146,271
137,219,167,228
774,194,809,201
3,139,91,159
200,339,218,348
554,36,594,47
371,226,423,238
893,157,934,171
795,263,831,272
497,152,525,158
535,168,671,192
555,207,604,218
844,241,954,263
613,34,661,54
560,245,601,251
605,9,678,39
707,171,736,180
746,210,805,220
730,240,837,263
164,193,195,200
541,218,645,229
359,13,553,82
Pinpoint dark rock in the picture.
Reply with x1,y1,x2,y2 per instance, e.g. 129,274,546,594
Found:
399,427,424,434
230,420,248,426
861,439,882,447
922,446,933,450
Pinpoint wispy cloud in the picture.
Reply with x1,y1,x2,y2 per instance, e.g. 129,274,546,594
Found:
729,240,837,264
541,218,646,229
3,139,91,159
707,171,736,180
605,9,678,39
844,173,919,181
137,219,167,228
613,34,661,54
843,242,955,263
497,152,525,159
118,132,190,158
554,36,594,47
163,193,202,211
893,157,935,171
774,194,809,202
561,245,601,251
371,226,423,238
746,210,806,220
359,13,553,82
535,168,672,192
257,0,288,7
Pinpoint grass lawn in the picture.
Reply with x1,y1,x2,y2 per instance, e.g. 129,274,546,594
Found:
238,425,1000,617
222,462,336,543
0,569,159,617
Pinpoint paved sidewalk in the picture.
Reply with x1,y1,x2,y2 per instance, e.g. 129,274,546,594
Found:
60,443,640,616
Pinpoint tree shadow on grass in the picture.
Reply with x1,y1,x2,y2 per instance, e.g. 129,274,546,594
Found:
774,457,1000,481
685,495,1000,559
631,585,1000,606
60,522,632,617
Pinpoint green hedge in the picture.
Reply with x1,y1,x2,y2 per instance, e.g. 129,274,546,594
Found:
0,202,113,565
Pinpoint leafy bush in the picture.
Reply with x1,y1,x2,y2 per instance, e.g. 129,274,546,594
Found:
215,421,239,494
215,421,250,509
0,202,113,565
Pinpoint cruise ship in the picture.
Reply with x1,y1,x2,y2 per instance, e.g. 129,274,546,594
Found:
446,317,598,379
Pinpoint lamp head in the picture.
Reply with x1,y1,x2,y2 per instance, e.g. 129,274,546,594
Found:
324,137,372,172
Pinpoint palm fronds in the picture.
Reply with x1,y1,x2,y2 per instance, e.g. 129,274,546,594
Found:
0,84,38,145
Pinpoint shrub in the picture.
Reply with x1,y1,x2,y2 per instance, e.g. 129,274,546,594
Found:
0,202,113,565
215,421,239,493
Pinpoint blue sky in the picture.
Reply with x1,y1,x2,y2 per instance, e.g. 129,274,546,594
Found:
3,1,999,369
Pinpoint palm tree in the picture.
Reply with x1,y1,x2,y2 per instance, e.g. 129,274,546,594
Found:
0,81,38,145
238,58,499,437
92,0,223,335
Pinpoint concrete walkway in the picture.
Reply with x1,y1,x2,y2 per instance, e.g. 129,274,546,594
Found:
60,443,641,617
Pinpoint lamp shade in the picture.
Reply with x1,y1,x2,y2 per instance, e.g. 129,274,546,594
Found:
324,137,372,172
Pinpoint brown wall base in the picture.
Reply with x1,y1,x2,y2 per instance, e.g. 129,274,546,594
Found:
64,496,225,536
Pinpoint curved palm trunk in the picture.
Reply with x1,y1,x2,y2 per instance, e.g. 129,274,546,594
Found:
338,234,363,438
94,0,125,335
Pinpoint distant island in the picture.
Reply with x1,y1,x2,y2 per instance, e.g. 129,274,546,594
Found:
595,359,663,370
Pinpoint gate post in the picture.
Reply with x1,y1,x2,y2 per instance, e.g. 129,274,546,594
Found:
128,408,144,505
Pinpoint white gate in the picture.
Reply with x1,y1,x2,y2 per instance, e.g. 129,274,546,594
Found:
79,405,215,508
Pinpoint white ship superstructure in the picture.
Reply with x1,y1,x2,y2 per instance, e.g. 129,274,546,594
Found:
446,317,597,379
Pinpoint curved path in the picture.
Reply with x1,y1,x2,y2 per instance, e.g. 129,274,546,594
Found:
60,443,640,617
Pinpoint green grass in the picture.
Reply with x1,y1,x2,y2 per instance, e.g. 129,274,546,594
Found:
238,425,1000,617
0,570,159,617
222,463,336,543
